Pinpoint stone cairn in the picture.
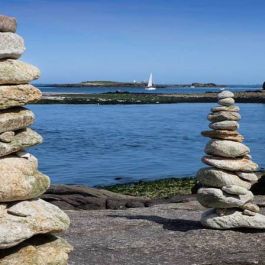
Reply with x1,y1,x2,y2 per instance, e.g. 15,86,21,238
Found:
0,15,72,263
197,89,265,229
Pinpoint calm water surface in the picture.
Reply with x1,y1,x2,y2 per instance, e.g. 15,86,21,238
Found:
29,103,265,186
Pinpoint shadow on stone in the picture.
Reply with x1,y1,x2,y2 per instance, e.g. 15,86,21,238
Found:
108,214,203,232
0,234,72,264
0,234,57,258
231,227,265,234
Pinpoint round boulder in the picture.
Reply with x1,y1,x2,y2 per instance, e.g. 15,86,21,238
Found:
205,140,250,158
209,120,239,131
218,97,235,106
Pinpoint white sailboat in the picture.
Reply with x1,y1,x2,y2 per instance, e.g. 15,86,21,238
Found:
145,73,156,90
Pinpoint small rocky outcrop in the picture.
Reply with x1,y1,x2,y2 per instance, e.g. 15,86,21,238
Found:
0,15,72,263
197,90,265,229
42,184,151,210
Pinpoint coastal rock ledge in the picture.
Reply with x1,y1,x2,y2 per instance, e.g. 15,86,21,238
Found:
63,197,265,265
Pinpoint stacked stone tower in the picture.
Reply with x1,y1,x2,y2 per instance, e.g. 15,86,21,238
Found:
197,90,265,229
0,15,72,263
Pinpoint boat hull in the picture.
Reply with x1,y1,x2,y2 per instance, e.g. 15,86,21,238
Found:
145,87,156,91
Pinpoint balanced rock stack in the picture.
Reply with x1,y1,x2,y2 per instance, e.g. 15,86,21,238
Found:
0,15,72,264
197,90,265,229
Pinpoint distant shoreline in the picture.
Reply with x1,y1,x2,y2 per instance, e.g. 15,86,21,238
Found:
37,91,265,104
37,81,226,88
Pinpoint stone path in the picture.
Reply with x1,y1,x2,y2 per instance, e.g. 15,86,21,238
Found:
64,199,265,265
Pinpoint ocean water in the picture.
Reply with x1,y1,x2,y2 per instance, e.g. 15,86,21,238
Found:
37,84,261,94
28,103,265,187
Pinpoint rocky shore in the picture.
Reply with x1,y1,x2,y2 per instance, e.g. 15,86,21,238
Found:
41,172,265,210
38,90,265,104
64,197,265,265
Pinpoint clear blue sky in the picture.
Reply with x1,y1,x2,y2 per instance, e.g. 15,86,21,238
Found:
1,0,265,84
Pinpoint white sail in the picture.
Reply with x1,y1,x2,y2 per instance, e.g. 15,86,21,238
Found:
147,73,153,87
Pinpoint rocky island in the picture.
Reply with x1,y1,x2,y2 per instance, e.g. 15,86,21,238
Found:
38,81,224,88
38,90,265,104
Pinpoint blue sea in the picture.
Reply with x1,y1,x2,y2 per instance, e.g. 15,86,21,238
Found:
29,102,265,187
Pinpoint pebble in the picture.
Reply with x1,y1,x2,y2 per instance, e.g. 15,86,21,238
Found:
218,97,235,106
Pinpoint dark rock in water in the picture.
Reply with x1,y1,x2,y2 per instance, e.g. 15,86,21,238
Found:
114,176,123,180
191,82,218,87
42,184,150,210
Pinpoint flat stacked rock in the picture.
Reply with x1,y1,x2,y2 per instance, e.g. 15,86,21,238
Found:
0,15,72,264
197,90,265,229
